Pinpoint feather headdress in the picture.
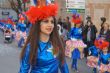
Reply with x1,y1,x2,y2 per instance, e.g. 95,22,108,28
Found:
25,0,58,24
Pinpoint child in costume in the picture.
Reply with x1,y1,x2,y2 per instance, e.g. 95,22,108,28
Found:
66,13,86,72
19,0,69,73
16,14,27,48
87,39,101,73
15,23,22,43
97,40,110,73
4,29,12,43
4,23,13,43
17,23,27,48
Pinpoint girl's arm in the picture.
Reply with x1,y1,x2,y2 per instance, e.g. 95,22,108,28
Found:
19,44,30,73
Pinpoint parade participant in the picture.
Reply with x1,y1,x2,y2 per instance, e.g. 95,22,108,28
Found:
97,40,110,73
15,23,22,43
66,12,86,72
19,0,69,73
17,22,27,48
87,40,100,73
4,24,13,43
4,22,13,32
16,13,27,48
7,16,15,26
99,23,110,42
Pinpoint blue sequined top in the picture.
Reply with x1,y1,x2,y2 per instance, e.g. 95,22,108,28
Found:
98,52,110,65
16,23,26,32
69,27,82,39
88,46,99,57
19,41,69,73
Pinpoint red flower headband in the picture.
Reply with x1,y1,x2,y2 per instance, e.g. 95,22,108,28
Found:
72,14,82,24
94,39,109,50
19,14,25,21
25,1,58,24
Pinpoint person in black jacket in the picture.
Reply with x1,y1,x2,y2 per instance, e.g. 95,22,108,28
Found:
82,20,97,57
99,23,110,42
65,16,71,32
99,23,110,53
100,17,106,32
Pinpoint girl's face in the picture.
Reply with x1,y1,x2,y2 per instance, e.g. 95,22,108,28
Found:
102,47,108,53
40,17,54,35
76,23,81,28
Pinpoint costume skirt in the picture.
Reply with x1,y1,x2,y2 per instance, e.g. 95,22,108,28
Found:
99,63,110,72
87,56,99,68
65,39,87,58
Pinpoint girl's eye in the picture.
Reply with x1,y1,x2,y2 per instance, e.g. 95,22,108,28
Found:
43,20,48,23
51,20,54,24
43,20,54,24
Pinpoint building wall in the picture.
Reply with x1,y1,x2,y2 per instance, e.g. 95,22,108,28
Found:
86,0,110,30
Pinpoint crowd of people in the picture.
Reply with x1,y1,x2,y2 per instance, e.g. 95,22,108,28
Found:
0,14,30,48
0,0,110,73
58,14,110,73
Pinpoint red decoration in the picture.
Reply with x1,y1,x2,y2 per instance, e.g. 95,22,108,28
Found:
25,4,58,24
7,18,14,26
94,39,109,50
19,14,25,21
72,14,81,24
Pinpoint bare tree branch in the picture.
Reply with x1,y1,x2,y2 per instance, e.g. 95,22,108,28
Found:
8,0,29,19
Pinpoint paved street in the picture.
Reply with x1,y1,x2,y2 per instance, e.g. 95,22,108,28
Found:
0,30,93,73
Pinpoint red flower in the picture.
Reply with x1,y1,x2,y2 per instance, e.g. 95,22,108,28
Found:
71,14,81,24
25,4,58,24
94,39,109,50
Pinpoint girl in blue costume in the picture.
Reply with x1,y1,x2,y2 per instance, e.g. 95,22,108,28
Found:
19,0,69,73
97,40,110,73
87,40,100,73
4,23,13,43
68,13,86,72
17,22,27,48
16,13,27,48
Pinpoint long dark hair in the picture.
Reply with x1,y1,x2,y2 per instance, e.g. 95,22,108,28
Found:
20,17,65,65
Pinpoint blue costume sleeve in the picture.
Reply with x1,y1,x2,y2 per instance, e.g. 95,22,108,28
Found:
68,28,74,39
19,44,30,73
59,61,69,73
